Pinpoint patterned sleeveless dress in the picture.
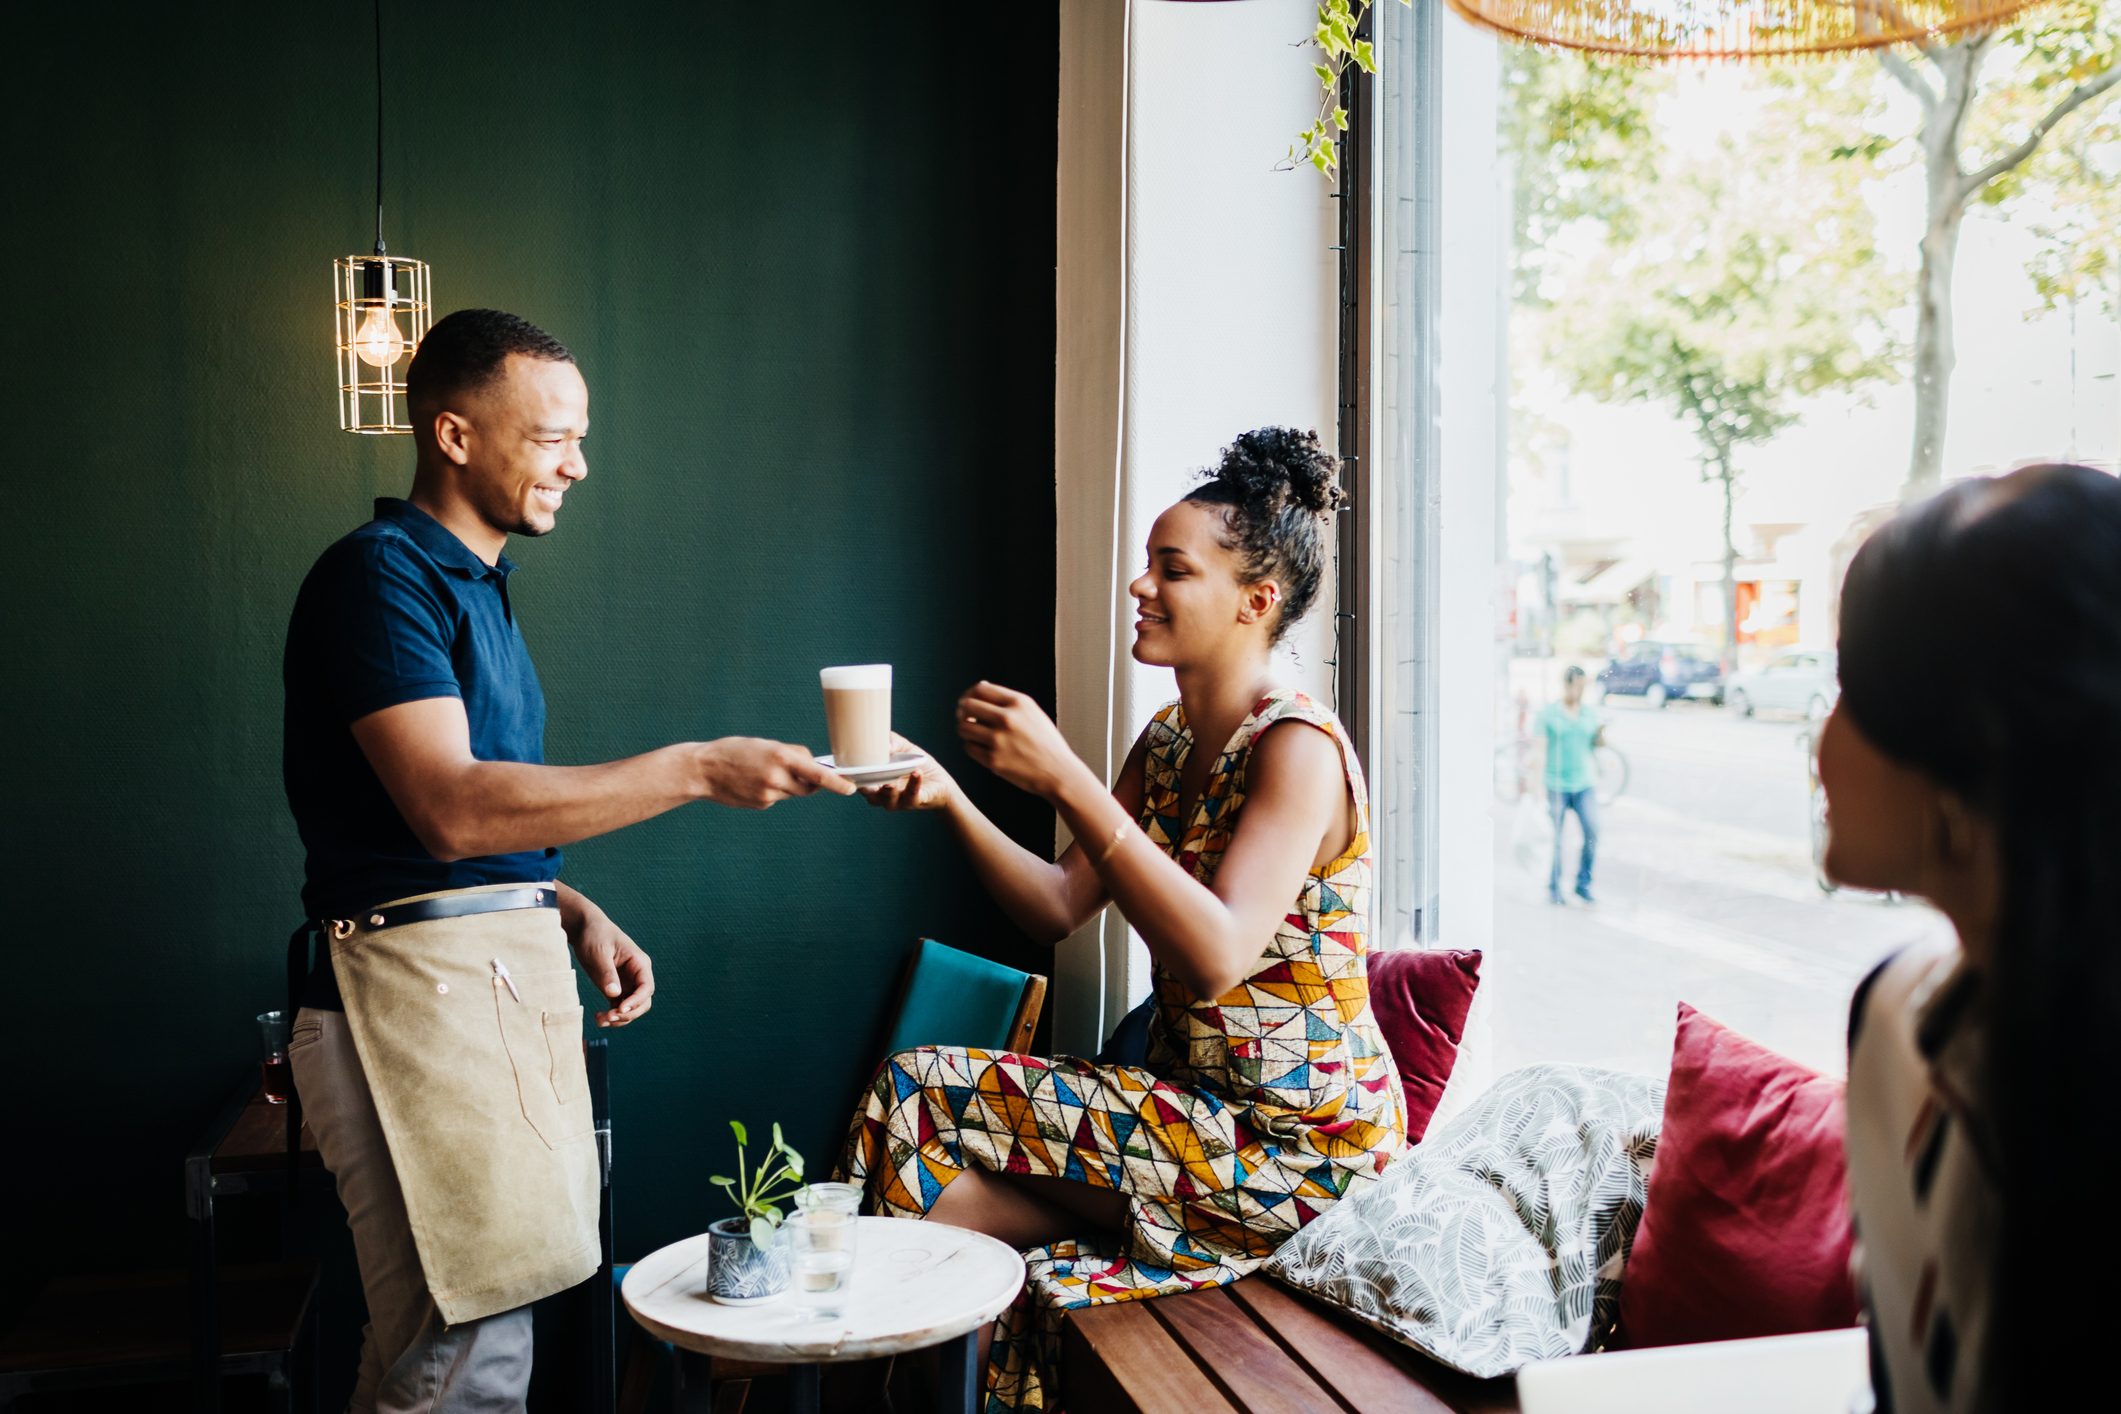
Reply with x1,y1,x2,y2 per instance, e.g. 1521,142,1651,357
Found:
838,689,1405,1412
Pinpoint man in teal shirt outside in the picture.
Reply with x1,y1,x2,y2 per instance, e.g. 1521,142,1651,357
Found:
1539,665,1604,905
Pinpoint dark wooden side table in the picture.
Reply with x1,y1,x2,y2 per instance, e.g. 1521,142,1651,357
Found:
185,1075,327,1414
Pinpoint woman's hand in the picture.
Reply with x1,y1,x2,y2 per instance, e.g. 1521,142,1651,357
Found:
958,681,1084,800
861,734,957,811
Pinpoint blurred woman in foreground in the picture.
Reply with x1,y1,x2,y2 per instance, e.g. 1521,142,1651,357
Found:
1823,463,2121,1412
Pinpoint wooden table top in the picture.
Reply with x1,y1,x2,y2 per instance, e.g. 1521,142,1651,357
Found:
622,1217,1023,1363
210,1091,320,1174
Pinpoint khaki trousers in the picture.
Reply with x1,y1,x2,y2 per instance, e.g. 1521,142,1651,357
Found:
291,1008,535,1412
292,884,603,1410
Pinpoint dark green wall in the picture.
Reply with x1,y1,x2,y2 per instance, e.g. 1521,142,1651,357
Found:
2,0,1056,1349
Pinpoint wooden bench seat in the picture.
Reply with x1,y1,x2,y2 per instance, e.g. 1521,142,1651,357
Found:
1063,1278,1520,1414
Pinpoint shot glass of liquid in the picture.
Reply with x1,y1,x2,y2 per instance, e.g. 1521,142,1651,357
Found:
257,1010,292,1104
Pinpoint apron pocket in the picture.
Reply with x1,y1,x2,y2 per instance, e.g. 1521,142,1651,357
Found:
543,1006,590,1108
496,974,593,1147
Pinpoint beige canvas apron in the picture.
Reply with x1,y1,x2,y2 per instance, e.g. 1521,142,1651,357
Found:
328,882,601,1325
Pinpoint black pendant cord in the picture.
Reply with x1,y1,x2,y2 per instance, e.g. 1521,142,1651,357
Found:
372,0,386,257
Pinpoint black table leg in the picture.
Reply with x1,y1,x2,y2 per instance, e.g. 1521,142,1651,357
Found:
790,1362,822,1414
188,1180,220,1414
936,1328,980,1414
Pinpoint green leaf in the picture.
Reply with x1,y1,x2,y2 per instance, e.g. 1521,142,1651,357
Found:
1312,144,1336,175
748,1215,776,1248
1354,39,1375,72
1314,63,1334,87
787,1152,806,1178
730,1119,749,1147
709,1175,734,1187
1333,107,1349,131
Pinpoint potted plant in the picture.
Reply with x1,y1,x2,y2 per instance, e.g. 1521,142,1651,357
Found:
704,1120,805,1304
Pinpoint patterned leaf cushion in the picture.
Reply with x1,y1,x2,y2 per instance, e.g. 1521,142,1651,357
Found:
1364,947,1482,1142
1265,1063,1663,1378
1612,1004,1859,1348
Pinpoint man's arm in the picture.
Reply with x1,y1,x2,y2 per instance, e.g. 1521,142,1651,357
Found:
351,696,855,861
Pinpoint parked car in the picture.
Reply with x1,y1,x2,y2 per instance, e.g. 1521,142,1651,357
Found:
1727,649,1839,721
1595,640,1724,707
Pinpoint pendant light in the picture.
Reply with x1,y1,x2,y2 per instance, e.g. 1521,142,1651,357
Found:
333,0,430,434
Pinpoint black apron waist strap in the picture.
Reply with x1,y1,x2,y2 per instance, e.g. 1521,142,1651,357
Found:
336,885,559,936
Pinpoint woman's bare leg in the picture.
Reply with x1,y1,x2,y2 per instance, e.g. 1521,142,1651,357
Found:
927,1166,1129,1248
925,1167,1132,1372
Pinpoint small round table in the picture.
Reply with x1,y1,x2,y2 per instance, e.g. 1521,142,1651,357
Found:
621,1216,1026,1414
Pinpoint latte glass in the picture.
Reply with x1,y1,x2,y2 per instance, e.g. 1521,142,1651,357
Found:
820,664,892,769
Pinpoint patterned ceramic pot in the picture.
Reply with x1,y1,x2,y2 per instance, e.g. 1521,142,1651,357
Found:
705,1216,790,1304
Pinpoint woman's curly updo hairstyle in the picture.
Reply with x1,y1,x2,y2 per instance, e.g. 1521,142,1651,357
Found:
1182,427,1345,643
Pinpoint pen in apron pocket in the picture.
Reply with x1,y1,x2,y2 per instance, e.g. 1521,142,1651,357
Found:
492,958,522,1003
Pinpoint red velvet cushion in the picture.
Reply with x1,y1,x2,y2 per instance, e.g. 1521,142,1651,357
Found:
1363,948,1481,1143
1615,1004,1859,1347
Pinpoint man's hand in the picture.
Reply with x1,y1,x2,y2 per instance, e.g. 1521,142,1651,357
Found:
698,737,858,808
561,887,656,1028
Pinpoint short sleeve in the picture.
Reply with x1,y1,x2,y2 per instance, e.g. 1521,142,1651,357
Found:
306,538,464,725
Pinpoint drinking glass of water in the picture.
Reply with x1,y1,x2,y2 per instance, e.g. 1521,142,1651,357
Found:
785,1209,857,1320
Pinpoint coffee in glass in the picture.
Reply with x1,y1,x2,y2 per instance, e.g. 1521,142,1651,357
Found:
820,664,892,768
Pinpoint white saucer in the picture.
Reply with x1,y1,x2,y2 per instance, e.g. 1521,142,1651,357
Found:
817,750,931,787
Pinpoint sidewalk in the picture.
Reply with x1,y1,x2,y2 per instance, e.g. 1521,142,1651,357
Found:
1467,789,1949,1087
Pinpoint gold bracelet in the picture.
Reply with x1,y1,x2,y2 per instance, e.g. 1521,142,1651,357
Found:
1095,821,1131,867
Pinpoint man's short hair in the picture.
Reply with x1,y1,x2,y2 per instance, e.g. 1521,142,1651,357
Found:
407,309,574,426
1563,665,1586,684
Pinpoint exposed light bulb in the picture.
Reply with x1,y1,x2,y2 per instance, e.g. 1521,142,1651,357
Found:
354,304,406,369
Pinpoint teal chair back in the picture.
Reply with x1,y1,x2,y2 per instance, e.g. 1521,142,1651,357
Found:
880,938,1047,1057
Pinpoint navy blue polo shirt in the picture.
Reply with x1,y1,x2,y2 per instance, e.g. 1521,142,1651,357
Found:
283,498,563,1009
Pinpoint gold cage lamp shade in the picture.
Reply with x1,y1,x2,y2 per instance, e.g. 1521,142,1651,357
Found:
1440,0,2048,60
334,253,430,434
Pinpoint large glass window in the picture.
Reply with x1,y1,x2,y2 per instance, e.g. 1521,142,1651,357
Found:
1365,15,2116,1079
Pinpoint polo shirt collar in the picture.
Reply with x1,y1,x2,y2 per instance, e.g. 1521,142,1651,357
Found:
374,498,517,578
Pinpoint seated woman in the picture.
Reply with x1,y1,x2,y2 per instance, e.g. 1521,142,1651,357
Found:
1822,462,2121,1413
842,428,1404,1412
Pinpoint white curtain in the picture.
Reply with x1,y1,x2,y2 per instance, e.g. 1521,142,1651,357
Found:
1053,0,1341,1055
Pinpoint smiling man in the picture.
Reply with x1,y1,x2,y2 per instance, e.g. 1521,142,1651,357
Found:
281,309,851,1412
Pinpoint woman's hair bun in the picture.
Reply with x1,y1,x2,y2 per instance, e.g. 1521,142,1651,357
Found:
1181,427,1343,644
1204,427,1345,516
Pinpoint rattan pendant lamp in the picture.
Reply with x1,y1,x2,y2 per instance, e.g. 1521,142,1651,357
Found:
1440,0,2049,60
332,0,430,433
